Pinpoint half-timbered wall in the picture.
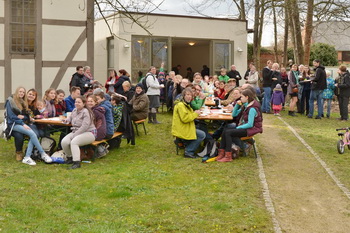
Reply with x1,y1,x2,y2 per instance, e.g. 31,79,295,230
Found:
0,0,94,111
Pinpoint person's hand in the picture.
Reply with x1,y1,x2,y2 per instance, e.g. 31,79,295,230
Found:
23,124,31,130
227,104,233,111
272,78,277,81
18,115,24,119
199,92,205,99
335,83,338,87
237,100,242,105
160,84,165,88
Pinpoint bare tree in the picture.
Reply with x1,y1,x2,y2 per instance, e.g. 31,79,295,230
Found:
303,0,314,66
94,0,164,39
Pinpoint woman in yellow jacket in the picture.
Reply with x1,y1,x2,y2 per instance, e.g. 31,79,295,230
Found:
172,88,206,158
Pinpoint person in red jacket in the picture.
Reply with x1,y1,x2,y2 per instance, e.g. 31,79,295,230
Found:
105,70,119,93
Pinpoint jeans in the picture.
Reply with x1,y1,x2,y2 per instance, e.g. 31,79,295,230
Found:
300,89,311,114
183,129,206,156
323,99,332,117
262,87,271,113
308,90,324,118
13,124,44,157
12,131,24,152
338,96,349,120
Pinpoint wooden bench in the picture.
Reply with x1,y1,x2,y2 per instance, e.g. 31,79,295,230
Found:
240,136,257,158
91,132,123,159
133,119,147,136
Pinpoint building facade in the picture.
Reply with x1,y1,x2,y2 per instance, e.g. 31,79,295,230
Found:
94,12,248,83
0,0,94,109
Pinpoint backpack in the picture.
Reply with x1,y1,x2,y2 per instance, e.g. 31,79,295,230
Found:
197,139,218,158
1,100,15,141
141,73,153,93
40,136,57,155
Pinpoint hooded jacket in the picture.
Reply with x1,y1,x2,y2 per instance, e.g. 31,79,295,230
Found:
129,92,149,121
99,99,114,136
172,100,199,140
312,65,327,90
271,88,285,105
67,108,96,139
92,105,106,141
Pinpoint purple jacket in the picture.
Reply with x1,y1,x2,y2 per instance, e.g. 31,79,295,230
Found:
271,90,284,105
92,105,106,141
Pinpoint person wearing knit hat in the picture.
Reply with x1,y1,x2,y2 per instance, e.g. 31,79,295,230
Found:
129,82,150,121
271,83,284,116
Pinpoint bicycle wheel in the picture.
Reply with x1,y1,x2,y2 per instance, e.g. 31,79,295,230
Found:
337,140,345,154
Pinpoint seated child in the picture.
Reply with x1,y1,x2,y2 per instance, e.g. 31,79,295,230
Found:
110,94,123,131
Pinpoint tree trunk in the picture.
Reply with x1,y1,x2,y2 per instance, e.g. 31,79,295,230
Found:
272,0,279,63
239,0,246,20
304,0,314,66
283,4,289,67
253,0,261,70
290,0,304,64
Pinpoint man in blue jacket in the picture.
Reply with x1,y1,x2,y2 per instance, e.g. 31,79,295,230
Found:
95,92,114,139
65,86,81,112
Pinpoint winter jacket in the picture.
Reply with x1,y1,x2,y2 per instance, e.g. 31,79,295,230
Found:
271,71,282,89
114,75,131,95
129,92,149,121
221,89,236,106
5,96,29,127
172,100,199,140
246,71,259,89
71,72,87,95
323,77,335,99
66,108,96,139
218,75,230,83
271,89,285,105
65,95,75,112
117,100,135,145
227,70,242,86
287,71,300,94
337,71,350,97
312,65,327,90
105,75,119,93
92,105,106,141
234,100,263,137
214,88,226,100
112,104,123,131
99,99,114,136
262,67,273,87
190,96,205,110
146,73,161,96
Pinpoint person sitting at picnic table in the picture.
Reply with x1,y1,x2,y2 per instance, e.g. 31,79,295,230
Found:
55,89,66,116
65,86,81,112
220,83,236,106
5,87,53,165
95,91,114,139
190,84,205,110
172,88,206,158
61,96,96,169
129,83,149,121
86,94,106,141
214,81,226,100
216,89,263,162
43,88,57,118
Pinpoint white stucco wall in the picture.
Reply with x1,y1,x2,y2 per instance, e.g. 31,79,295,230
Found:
11,60,35,93
43,67,74,97
0,0,4,18
94,13,248,81
0,67,4,103
42,0,87,21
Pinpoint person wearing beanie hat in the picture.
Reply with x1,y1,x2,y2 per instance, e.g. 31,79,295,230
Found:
271,83,284,116
129,83,150,121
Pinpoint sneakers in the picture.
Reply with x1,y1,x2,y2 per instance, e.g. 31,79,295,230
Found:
22,157,36,166
41,153,53,163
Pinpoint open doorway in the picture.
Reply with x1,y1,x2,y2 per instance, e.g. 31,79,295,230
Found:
172,39,210,81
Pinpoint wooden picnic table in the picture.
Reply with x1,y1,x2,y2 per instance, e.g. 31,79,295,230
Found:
196,108,233,121
34,117,71,134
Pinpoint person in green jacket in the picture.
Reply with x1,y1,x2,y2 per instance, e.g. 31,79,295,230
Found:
172,88,206,158
218,68,230,83
190,84,205,110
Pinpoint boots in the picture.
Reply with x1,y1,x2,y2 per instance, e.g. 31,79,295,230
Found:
152,113,161,124
148,113,153,124
15,151,24,161
215,149,225,161
288,111,296,116
68,161,81,170
66,156,73,164
217,151,233,162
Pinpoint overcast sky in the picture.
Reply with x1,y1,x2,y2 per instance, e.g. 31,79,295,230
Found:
151,0,273,46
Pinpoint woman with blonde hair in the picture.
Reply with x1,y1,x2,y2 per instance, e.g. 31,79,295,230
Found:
43,88,56,118
5,87,52,165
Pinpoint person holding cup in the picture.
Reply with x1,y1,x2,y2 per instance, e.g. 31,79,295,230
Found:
105,70,119,93
145,66,164,124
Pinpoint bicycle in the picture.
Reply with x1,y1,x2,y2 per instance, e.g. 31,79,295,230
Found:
336,127,350,154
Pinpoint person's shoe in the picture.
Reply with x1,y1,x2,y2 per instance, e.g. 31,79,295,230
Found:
276,113,280,116
148,113,153,124
327,115,330,119
321,114,324,117
215,149,225,161
65,156,73,164
184,153,197,159
288,111,296,116
152,113,161,124
15,151,24,162
217,151,233,162
41,153,53,163
22,157,36,166
68,161,81,169
315,116,322,119
307,115,313,118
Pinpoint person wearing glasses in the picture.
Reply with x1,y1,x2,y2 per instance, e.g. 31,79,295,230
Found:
190,84,205,110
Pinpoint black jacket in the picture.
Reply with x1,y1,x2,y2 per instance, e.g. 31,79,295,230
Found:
262,67,273,87
227,70,242,86
114,75,131,95
70,72,87,94
117,100,135,145
338,71,350,97
312,65,327,90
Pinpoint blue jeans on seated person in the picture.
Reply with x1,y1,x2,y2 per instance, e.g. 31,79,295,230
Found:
308,90,324,118
183,129,206,156
13,124,44,157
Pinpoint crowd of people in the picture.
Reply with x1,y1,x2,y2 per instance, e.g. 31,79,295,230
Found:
4,59,350,166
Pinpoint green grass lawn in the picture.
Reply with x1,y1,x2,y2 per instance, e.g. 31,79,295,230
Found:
268,110,350,189
0,113,273,232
